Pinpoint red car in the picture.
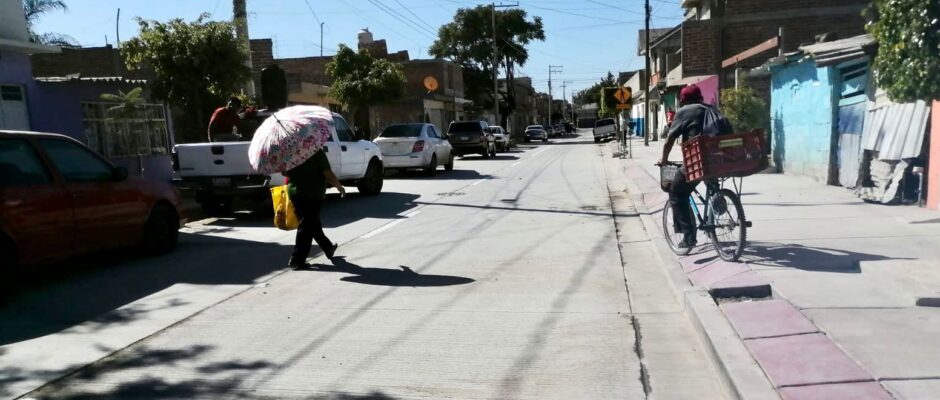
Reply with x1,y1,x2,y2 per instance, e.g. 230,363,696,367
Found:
0,130,185,294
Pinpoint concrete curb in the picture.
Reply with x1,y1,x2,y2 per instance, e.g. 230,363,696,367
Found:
607,143,779,400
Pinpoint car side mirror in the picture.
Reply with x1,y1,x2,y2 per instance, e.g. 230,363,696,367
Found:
112,166,129,181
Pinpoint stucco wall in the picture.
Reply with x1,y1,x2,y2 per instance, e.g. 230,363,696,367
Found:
771,58,836,183
1,50,39,130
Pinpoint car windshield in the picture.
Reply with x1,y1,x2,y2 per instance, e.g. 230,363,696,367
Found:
380,124,422,138
449,122,483,133
596,119,615,127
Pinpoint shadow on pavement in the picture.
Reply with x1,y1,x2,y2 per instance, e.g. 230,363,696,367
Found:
303,257,475,287
385,169,494,181
0,233,291,346
742,241,913,272
196,192,421,230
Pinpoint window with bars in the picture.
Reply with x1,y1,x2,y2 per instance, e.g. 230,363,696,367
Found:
81,102,170,158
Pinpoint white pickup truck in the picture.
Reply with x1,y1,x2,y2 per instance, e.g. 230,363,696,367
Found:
173,111,384,214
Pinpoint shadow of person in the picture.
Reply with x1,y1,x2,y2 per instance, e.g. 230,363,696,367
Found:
742,242,915,273
302,257,474,287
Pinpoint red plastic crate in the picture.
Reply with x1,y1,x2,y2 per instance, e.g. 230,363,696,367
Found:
681,131,767,181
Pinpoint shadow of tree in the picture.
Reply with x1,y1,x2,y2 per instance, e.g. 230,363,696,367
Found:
302,257,475,287
742,241,914,273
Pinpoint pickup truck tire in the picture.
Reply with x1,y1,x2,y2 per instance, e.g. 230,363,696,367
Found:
445,154,454,171
358,159,384,195
424,155,438,176
142,204,180,255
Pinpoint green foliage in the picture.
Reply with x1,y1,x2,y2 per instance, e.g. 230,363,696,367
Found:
429,5,545,123
598,87,619,118
720,87,768,132
100,87,144,120
865,0,940,101
121,14,250,142
574,72,616,106
325,44,406,118
22,0,78,47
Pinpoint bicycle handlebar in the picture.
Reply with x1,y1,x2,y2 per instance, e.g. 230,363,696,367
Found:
655,161,682,167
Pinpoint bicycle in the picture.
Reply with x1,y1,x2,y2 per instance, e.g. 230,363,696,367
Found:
619,125,632,159
658,162,750,261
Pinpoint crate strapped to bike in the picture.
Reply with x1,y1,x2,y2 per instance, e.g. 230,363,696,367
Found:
680,131,767,181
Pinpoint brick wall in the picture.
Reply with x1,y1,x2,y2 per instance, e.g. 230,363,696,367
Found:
722,15,867,69
276,56,334,86
724,0,868,17
682,20,719,76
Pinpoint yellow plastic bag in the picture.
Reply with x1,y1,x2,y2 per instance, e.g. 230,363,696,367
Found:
271,185,299,231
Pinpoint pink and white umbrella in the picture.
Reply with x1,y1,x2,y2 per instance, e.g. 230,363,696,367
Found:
248,105,333,174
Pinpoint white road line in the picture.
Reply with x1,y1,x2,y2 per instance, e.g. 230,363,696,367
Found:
469,179,486,186
530,148,550,158
361,210,421,239
509,161,522,168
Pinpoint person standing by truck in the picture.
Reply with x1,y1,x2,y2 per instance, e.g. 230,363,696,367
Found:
207,97,243,142
284,149,346,268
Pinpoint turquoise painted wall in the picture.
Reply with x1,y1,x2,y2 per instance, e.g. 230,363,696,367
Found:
771,58,837,183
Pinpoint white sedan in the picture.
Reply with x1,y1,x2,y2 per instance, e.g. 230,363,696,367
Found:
375,123,454,175
487,126,511,152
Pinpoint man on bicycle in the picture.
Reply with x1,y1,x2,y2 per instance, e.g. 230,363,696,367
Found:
657,85,733,248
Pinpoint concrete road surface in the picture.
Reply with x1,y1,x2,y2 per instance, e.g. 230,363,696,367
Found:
3,132,724,399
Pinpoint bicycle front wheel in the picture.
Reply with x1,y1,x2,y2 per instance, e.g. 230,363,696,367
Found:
662,199,695,256
707,189,747,261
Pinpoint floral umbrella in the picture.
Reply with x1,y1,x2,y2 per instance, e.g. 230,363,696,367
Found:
248,105,333,174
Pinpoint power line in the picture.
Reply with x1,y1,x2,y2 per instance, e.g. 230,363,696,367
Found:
368,0,438,38
392,0,440,33
301,0,321,24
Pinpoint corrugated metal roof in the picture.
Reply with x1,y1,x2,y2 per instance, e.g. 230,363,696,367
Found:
861,100,930,160
799,34,875,67
35,75,147,84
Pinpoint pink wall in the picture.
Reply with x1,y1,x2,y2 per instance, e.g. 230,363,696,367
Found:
700,75,720,106
928,100,940,210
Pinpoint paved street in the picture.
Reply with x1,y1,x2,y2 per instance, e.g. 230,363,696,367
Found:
2,132,724,399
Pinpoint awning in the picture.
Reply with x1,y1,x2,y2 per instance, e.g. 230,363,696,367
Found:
799,34,875,67
35,75,147,84
668,74,717,88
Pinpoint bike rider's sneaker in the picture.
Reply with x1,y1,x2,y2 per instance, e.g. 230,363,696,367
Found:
678,236,697,249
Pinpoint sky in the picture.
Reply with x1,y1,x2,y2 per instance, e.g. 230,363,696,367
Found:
31,0,686,99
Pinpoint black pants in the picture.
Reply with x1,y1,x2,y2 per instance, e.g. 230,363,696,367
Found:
289,195,331,263
669,167,698,242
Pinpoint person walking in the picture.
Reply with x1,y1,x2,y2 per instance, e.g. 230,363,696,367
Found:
657,85,732,248
284,149,345,267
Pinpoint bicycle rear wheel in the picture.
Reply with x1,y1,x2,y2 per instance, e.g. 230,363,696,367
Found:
707,189,747,261
662,199,695,256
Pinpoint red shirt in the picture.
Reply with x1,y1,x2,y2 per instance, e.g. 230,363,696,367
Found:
208,107,240,135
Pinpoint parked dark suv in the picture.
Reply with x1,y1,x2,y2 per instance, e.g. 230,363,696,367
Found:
447,121,497,158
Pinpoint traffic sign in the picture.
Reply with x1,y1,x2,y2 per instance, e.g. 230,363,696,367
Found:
616,103,631,110
614,87,632,104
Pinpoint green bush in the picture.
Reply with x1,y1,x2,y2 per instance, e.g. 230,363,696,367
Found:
720,87,768,132
866,0,940,102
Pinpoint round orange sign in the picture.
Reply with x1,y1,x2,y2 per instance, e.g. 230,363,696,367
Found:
423,76,439,92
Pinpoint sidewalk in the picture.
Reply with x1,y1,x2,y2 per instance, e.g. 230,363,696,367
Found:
614,137,940,400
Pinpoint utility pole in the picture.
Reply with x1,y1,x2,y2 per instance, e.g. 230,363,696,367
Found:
233,0,256,97
644,0,651,146
320,22,325,57
491,2,518,127
561,80,571,122
548,65,563,123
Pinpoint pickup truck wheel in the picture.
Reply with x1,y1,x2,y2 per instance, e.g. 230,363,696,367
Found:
142,204,180,255
445,154,454,171
424,155,438,176
358,159,384,195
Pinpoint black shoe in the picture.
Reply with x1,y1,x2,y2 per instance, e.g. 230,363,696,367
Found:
324,243,338,259
288,258,308,269
678,238,697,249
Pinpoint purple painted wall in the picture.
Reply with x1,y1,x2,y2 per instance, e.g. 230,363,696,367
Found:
0,50,39,128
29,80,176,182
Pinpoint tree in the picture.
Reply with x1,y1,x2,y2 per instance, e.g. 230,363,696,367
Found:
121,14,251,143
22,0,78,47
574,72,616,106
430,6,545,126
326,44,407,136
100,87,144,119
865,0,940,102
720,87,768,131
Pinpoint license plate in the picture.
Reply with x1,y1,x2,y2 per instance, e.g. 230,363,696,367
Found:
211,177,231,187
460,136,469,141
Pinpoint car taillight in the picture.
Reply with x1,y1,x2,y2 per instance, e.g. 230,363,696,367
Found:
412,140,425,152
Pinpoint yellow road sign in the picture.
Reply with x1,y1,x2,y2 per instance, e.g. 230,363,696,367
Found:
616,103,631,110
614,87,632,104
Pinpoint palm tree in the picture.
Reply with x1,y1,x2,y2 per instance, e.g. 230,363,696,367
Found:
22,0,78,47
101,87,145,119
